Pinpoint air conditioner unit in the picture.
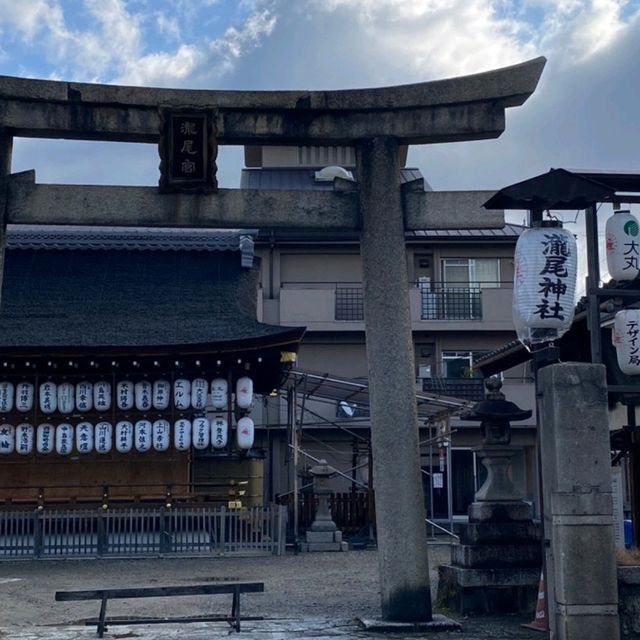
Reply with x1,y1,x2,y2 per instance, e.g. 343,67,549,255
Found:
418,365,432,379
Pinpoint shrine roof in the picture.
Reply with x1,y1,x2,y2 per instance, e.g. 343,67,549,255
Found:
0,247,304,350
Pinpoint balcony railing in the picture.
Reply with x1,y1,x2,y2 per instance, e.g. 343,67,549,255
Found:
278,281,511,325
421,377,486,402
335,286,364,321
419,284,481,320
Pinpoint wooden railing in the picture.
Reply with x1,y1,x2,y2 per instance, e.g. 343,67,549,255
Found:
277,491,375,538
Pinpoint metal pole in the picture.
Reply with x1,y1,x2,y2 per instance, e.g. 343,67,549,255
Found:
585,203,602,364
627,405,640,549
0,129,12,308
357,136,432,621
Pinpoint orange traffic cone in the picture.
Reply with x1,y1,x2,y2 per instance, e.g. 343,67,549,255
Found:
522,570,548,632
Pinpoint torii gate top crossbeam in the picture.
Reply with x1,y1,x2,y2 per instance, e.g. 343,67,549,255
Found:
0,57,545,145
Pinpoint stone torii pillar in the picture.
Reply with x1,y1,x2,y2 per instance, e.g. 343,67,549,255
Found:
0,57,545,621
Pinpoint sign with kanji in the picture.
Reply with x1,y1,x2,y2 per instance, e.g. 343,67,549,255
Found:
159,109,218,193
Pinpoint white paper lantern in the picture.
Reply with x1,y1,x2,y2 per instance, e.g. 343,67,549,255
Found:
95,421,113,454
15,382,34,413
76,381,93,412
613,309,640,375
192,416,210,449
93,381,112,412
236,416,254,450
117,381,135,410
55,423,74,455
0,424,14,455
135,419,152,452
211,378,228,409
174,419,192,452
153,419,170,451
39,382,57,414
36,424,54,454
135,381,152,411
512,225,577,349
174,379,191,411
115,421,134,453
606,209,640,281
152,380,171,410
16,423,34,455
211,416,228,449
57,382,75,414
191,378,208,410
76,421,94,454
236,377,253,409
0,382,14,413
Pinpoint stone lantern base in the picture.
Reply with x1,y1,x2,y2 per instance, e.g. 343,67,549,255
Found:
301,529,349,552
437,500,541,614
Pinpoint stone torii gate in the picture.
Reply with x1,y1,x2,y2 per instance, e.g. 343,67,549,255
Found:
0,57,545,622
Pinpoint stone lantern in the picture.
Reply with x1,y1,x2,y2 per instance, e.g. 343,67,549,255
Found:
464,377,532,508
301,459,347,552
438,378,541,614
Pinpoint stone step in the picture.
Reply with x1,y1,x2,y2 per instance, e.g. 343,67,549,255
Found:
451,542,542,568
460,521,542,545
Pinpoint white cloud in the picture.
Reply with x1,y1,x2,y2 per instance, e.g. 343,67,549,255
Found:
116,7,276,87
155,11,181,41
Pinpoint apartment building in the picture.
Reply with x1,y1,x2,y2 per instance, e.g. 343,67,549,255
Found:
243,146,539,527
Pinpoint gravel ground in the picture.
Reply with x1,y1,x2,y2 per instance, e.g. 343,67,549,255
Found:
0,545,544,638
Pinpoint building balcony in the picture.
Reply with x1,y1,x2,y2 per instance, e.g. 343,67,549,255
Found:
268,281,514,331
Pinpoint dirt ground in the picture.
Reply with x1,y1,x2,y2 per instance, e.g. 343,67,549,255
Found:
0,545,451,628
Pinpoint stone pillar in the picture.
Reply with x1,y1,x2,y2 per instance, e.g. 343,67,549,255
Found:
538,363,619,640
356,136,432,622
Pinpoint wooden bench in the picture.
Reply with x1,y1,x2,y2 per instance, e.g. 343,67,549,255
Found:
55,582,264,636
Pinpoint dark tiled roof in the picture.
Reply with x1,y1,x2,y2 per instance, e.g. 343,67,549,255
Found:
0,248,302,349
6,226,256,254
407,223,525,240
255,222,525,245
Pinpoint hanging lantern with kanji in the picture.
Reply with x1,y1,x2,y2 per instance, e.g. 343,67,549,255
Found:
613,309,640,375
606,209,640,281
512,223,578,350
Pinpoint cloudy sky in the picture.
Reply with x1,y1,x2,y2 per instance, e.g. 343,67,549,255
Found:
0,0,639,207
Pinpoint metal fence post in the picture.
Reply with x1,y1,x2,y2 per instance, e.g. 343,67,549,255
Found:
97,509,106,556
219,506,226,554
33,510,43,558
159,507,171,554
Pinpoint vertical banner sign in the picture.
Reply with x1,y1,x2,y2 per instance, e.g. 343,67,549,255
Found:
159,109,218,193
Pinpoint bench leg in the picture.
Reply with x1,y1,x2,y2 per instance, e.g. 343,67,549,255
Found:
231,589,240,632
97,595,108,638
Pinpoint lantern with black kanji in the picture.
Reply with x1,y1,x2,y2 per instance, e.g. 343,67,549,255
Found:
613,309,640,375
512,222,578,350
606,209,640,281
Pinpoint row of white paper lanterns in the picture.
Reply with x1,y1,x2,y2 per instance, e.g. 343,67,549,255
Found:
0,416,255,455
0,377,253,414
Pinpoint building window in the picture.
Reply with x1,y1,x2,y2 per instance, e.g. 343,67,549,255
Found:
442,258,500,288
420,351,489,401
441,351,487,379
